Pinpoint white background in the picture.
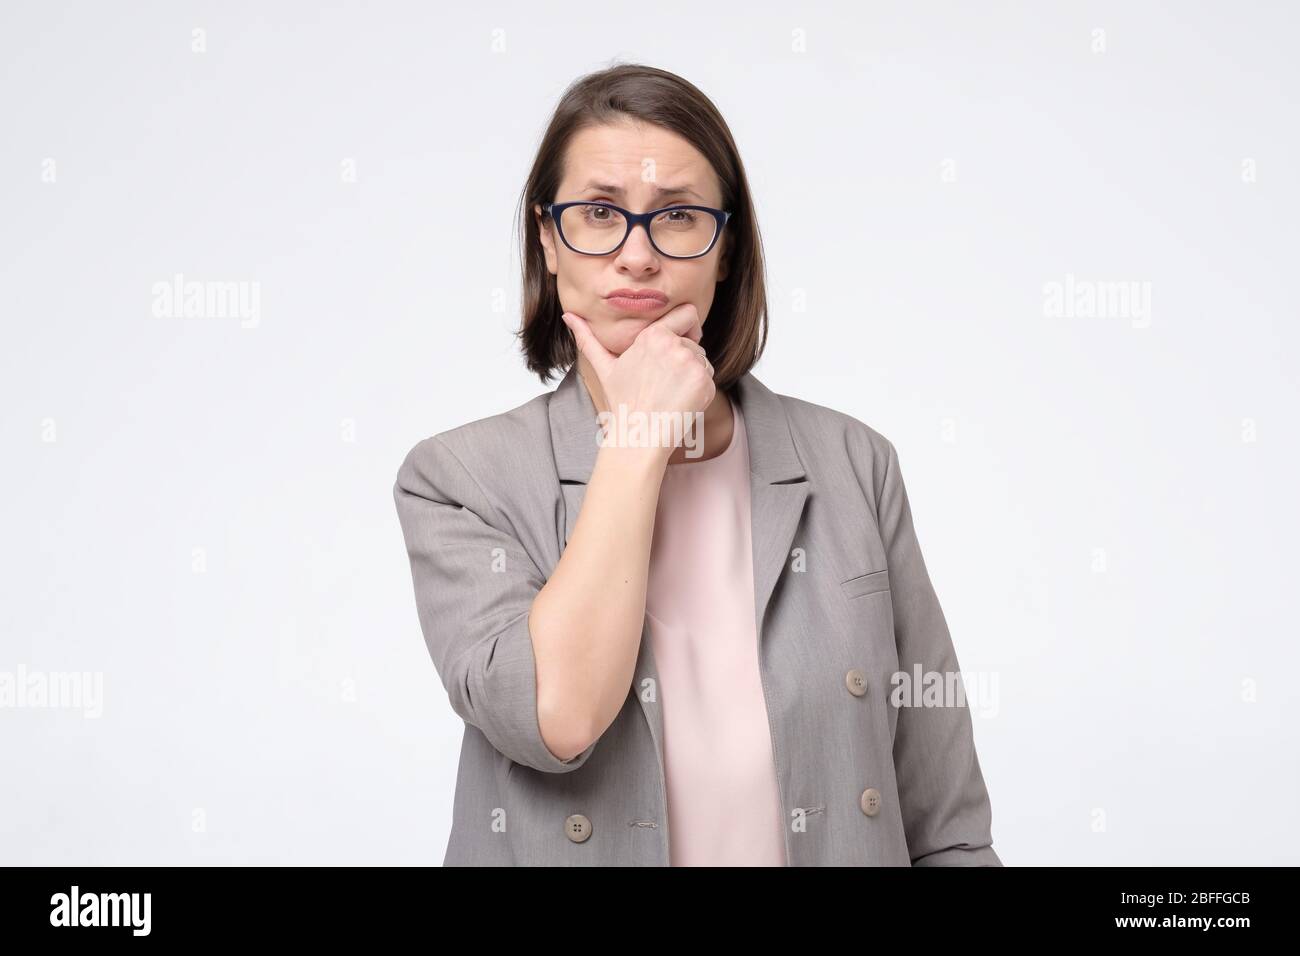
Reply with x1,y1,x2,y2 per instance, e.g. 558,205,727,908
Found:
2,1,1296,865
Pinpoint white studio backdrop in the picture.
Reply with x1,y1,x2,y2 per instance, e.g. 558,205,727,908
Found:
1,1,1297,865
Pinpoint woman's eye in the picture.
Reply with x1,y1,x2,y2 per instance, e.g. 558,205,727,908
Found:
659,209,697,226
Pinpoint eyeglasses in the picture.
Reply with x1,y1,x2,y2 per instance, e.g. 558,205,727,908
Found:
544,200,731,259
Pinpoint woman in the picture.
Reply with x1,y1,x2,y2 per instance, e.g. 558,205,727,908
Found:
393,63,1001,867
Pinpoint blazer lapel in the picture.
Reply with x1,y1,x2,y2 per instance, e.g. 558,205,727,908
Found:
547,363,602,547
731,372,809,646
546,363,809,777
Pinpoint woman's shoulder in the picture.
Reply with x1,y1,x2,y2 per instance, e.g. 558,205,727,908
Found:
752,378,898,468
739,375,906,515
392,386,557,506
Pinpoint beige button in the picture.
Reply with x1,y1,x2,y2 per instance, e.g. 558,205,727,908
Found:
564,813,592,842
845,669,868,697
860,788,882,817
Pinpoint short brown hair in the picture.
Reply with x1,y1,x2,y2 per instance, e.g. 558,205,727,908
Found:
514,62,768,390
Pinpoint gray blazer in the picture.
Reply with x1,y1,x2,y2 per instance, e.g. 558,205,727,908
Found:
393,364,1002,866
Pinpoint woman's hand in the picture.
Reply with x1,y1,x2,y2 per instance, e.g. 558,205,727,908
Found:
561,303,716,454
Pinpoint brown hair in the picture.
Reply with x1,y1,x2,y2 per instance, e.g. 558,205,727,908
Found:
514,62,768,390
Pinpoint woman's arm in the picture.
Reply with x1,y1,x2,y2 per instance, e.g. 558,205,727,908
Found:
528,443,669,761
393,433,671,770
876,438,1002,865
393,435,589,774
529,304,715,761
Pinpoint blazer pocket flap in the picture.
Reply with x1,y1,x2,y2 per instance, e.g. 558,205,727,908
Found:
840,568,890,599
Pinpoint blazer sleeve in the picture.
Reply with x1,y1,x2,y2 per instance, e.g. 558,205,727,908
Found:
392,434,598,774
877,439,1003,866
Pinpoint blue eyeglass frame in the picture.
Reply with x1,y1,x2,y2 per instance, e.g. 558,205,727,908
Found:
543,200,732,259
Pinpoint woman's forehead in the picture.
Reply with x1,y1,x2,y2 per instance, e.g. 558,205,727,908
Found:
561,123,720,200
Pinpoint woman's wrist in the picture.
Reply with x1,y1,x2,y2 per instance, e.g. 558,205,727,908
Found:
592,441,673,480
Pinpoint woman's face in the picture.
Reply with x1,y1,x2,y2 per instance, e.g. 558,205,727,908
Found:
535,119,729,356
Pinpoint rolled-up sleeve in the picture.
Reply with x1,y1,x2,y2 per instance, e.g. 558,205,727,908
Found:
393,435,597,774
877,438,1003,866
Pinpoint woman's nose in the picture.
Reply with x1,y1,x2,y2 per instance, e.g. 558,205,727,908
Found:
616,223,659,264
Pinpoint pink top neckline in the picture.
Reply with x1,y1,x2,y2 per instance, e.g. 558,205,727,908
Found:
665,393,740,470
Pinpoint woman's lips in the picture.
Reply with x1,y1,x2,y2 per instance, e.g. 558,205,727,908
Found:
605,291,669,313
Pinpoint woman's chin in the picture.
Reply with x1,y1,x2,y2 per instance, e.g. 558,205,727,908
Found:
594,318,653,354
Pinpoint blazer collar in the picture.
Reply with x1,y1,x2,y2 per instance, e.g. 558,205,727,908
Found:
547,362,806,484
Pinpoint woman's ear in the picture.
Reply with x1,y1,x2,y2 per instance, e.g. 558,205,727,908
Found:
534,203,558,275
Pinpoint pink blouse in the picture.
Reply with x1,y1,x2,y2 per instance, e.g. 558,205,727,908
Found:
644,393,788,866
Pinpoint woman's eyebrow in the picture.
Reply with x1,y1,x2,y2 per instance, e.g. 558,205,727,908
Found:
580,181,703,201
